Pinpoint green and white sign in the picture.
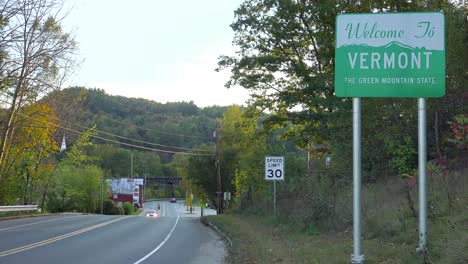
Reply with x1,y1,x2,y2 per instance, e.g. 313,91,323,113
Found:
335,12,445,97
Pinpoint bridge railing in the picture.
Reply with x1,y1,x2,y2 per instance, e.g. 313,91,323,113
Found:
0,205,38,212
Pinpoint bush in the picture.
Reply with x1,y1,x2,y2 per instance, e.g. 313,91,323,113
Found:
99,200,124,215
122,202,134,215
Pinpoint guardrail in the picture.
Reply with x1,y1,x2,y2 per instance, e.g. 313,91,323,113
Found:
0,205,38,212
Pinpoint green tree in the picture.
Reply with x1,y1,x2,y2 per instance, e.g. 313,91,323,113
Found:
218,0,466,183
0,104,59,204
47,129,103,213
221,106,267,208
0,0,77,168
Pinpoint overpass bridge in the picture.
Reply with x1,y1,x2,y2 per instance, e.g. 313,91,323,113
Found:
145,177,182,184
145,177,182,198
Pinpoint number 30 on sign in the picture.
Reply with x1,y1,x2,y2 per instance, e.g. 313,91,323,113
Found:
265,156,285,180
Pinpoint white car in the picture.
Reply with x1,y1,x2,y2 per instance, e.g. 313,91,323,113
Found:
146,210,158,218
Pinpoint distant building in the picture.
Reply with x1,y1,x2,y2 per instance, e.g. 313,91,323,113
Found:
108,178,144,208
60,135,66,152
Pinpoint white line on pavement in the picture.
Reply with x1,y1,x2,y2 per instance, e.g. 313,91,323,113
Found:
0,215,82,232
0,217,127,257
133,204,180,264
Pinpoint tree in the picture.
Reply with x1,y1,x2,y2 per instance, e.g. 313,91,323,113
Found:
217,0,340,152
0,103,58,204
218,0,466,183
221,105,267,208
47,129,102,213
0,0,77,168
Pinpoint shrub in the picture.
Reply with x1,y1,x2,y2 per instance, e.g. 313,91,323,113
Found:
122,202,134,215
100,200,123,215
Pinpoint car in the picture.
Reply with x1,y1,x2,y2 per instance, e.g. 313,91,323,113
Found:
170,198,176,203
146,210,158,218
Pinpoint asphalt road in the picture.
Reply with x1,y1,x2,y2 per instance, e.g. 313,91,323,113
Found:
0,201,224,264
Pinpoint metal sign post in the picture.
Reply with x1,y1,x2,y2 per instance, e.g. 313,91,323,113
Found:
417,98,427,253
273,180,276,218
352,98,364,264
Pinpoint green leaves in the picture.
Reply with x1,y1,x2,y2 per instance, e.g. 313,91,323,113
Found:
386,136,417,176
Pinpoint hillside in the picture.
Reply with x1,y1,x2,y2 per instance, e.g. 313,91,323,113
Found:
42,87,227,176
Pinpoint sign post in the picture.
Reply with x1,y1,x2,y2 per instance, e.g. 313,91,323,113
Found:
265,156,285,218
335,12,445,263
352,97,362,263
418,98,427,252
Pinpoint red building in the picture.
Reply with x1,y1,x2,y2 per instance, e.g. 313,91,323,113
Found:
108,178,144,208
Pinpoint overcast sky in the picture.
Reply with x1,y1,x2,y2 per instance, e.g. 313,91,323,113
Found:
64,0,248,107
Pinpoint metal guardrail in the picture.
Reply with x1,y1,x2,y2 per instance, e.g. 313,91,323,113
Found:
0,205,38,212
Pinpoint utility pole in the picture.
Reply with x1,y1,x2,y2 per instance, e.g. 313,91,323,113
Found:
130,152,133,178
215,122,222,214
100,176,104,214
144,175,146,205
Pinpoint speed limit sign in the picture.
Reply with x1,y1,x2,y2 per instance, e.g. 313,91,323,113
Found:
265,156,284,180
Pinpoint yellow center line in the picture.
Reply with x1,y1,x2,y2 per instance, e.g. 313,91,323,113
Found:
0,217,127,257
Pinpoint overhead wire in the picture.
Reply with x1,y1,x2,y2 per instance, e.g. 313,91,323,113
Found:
0,97,214,153
86,94,215,139
0,108,215,156
0,91,215,140
51,116,214,153
94,114,213,140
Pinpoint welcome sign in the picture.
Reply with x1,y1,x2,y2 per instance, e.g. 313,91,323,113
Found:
335,12,445,97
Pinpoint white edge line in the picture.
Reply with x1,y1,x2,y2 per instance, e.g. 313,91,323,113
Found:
133,204,179,264
0,215,82,231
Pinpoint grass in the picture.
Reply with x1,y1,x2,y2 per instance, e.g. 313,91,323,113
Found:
206,212,467,263
131,209,143,215
0,210,46,219
205,169,468,263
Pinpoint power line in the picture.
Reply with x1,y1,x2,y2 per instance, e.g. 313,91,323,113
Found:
0,93,225,141
95,114,213,140
84,92,215,139
0,96,215,148
0,97,214,153
50,116,213,153
1,108,215,156
1,91,215,140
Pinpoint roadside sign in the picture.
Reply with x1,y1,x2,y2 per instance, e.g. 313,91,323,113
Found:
335,12,445,97
265,156,284,180
187,194,192,206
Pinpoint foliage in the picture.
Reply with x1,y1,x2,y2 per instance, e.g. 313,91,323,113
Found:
89,144,163,177
100,199,123,215
0,104,59,204
221,106,267,208
218,0,466,184
46,129,103,213
122,202,134,215
386,136,417,176
0,0,77,168
446,115,467,150
206,169,468,263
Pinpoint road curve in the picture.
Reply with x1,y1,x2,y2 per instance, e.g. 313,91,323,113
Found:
0,201,225,264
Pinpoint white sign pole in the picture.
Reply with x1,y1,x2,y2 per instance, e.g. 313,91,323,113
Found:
273,180,276,218
417,98,427,253
352,98,364,264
